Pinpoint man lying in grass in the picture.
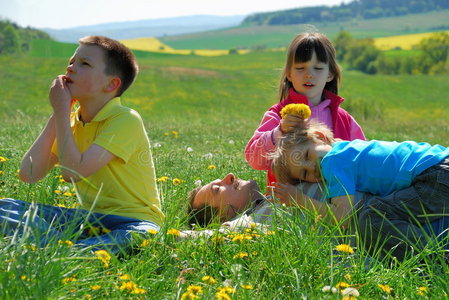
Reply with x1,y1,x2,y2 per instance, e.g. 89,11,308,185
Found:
0,36,164,253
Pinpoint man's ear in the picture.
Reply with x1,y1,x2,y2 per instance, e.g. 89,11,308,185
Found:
104,77,121,94
314,131,330,143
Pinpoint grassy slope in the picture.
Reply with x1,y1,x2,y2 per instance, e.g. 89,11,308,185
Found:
160,10,449,49
1,48,449,298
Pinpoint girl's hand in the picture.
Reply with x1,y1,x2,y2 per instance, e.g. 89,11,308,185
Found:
49,75,72,115
268,182,301,206
280,114,307,133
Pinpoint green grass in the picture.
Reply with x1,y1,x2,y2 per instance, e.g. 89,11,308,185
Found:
161,10,449,50
1,48,449,298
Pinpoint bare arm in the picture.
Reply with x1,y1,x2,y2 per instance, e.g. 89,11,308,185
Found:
50,75,116,182
19,115,58,183
271,182,354,228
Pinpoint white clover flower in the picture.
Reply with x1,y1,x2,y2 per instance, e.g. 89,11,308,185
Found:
341,287,360,297
186,147,193,152
322,286,332,293
194,180,202,186
228,140,235,145
202,153,213,159
153,143,161,148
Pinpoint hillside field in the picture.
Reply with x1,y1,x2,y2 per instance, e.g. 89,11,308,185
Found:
1,42,449,298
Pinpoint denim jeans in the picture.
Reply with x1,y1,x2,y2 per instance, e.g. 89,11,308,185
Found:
0,198,160,254
357,157,449,260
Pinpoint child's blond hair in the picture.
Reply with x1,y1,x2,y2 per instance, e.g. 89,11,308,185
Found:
271,120,335,184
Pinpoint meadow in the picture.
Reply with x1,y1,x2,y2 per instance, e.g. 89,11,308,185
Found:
1,40,449,299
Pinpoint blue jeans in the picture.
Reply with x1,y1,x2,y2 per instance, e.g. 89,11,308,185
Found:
357,157,449,260
0,198,160,254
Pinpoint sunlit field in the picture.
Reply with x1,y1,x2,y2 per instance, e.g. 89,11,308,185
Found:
374,30,449,50
1,40,449,298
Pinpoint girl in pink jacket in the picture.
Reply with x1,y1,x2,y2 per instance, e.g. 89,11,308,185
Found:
245,32,365,185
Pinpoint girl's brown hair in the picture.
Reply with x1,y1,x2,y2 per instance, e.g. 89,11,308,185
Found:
279,32,341,101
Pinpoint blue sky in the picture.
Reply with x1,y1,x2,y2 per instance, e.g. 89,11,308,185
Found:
0,0,346,29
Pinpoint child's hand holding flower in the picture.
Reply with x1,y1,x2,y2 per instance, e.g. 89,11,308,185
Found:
279,104,311,133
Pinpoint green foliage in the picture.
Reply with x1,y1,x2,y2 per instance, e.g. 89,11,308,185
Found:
242,0,449,26
1,47,449,298
0,19,52,55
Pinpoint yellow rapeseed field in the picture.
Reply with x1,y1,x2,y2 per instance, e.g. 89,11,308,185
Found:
374,31,449,50
120,37,249,56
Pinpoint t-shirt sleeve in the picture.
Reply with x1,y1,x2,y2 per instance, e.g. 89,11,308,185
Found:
93,111,144,163
321,157,356,198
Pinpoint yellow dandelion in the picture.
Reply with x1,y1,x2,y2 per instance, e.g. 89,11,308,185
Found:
336,282,350,289
140,239,150,247
344,273,352,281
20,275,31,281
63,191,73,197
131,287,146,294
212,235,224,243
341,296,357,300
58,240,74,247
241,284,253,290
94,249,111,268
187,284,203,294
215,292,231,300
208,164,217,170
54,190,62,194
202,275,216,285
335,244,354,254
59,178,65,183
62,276,77,284
23,244,36,251
148,229,158,235
167,228,181,237
172,178,182,185
280,103,311,119
217,286,236,294
231,234,244,243
266,230,275,235
0,156,8,162
91,285,101,290
157,176,169,182
56,203,67,208
172,131,179,138
181,292,200,300
119,274,131,280
233,252,248,259
164,132,170,136
417,286,427,296
0,171,4,176
119,281,138,291
378,284,392,294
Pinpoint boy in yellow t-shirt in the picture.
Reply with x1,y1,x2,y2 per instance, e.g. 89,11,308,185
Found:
0,35,164,253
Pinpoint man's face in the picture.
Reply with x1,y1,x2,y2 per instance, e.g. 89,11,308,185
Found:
192,173,260,221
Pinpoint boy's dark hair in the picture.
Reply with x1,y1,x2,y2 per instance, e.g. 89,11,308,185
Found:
79,35,138,97
187,186,219,228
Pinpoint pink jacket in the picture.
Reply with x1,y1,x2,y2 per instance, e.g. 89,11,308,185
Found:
245,88,366,184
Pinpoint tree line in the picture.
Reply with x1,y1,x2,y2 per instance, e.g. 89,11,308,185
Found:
243,0,449,26
335,31,449,75
0,19,51,55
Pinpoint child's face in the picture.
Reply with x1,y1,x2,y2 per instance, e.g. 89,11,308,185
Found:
287,142,331,183
65,44,112,101
287,51,334,105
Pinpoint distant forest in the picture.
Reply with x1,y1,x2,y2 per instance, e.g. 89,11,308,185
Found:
0,19,51,55
242,0,449,26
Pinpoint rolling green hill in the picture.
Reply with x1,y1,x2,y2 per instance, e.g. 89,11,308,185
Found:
161,10,449,50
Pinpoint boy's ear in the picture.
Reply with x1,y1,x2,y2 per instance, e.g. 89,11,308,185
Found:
104,77,121,94
314,131,329,143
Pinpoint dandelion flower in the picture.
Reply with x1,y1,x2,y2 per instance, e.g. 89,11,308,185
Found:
417,286,427,296
58,240,74,247
167,228,181,237
202,275,216,285
341,296,357,300
0,171,4,176
148,229,158,235
0,156,8,162
336,244,354,254
215,292,231,300
336,282,350,289
187,285,203,294
91,285,101,290
119,274,131,280
241,284,253,290
95,250,111,268
280,103,311,119
233,252,248,259
54,190,62,194
157,176,169,182
207,164,217,170
63,192,73,197
378,284,392,294
181,292,200,300
140,239,150,247
62,276,77,284
172,178,182,185
217,286,236,294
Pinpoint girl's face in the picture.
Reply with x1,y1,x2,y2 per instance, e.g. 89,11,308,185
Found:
287,141,331,183
287,51,334,105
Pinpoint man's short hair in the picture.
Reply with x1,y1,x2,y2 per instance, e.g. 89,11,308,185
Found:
79,35,138,97
187,186,219,227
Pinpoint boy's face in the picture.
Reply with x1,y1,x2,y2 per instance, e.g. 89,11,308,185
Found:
65,44,113,101
288,142,331,183
192,173,260,221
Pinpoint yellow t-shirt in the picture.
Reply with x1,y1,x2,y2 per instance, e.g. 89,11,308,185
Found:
52,98,164,226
